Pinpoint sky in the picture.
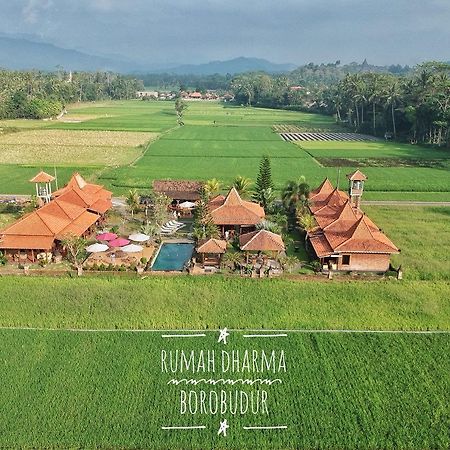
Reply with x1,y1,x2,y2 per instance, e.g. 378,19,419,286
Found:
0,0,449,67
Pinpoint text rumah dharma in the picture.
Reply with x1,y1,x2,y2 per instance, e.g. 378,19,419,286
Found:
161,350,287,374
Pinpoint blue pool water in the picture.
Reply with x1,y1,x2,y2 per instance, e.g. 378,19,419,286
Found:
152,243,194,271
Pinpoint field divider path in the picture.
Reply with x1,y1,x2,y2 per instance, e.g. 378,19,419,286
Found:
1,326,450,334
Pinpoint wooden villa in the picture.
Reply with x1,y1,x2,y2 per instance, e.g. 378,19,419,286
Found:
307,171,400,273
0,172,112,263
208,187,265,237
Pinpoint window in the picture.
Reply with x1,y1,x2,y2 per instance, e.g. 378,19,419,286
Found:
342,255,351,265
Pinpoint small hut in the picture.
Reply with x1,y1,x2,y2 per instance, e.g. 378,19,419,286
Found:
29,171,55,204
196,238,227,267
239,229,285,262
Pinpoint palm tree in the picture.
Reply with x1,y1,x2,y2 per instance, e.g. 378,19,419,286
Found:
297,212,317,240
232,176,252,197
126,189,140,219
384,79,402,139
256,219,282,235
221,251,244,270
204,178,221,198
281,177,310,215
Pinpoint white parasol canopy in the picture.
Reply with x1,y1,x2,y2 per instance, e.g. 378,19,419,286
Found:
128,233,150,242
86,243,109,253
121,243,144,253
179,201,196,209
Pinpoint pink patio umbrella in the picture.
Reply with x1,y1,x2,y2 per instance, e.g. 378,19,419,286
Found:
96,232,118,241
108,238,130,247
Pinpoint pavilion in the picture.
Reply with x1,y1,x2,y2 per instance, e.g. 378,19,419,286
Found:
196,238,227,267
208,188,265,237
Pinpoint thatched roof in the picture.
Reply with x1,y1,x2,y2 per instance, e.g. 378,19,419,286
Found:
153,180,203,201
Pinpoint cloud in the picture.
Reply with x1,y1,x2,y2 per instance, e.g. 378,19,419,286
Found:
22,0,53,24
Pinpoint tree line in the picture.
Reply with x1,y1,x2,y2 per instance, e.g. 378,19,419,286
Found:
0,70,143,119
230,61,450,147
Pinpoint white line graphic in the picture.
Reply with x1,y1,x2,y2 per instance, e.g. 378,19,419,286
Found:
243,334,288,338
243,426,287,430
161,334,206,338
162,426,206,430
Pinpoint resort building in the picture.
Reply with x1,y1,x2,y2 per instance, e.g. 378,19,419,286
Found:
153,180,203,203
208,187,265,236
0,172,112,263
307,171,399,272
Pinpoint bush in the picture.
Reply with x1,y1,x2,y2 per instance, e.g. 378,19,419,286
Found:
0,251,7,266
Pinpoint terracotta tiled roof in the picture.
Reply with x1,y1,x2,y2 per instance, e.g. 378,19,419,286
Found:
307,178,399,256
335,216,399,253
89,199,113,214
0,172,110,252
209,188,265,226
310,187,348,213
29,171,55,183
308,233,333,258
196,238,227,254
346,169,367,181
0,235,54,250
53,173,112,208
153,180,203,201
309,178,334,201
239,229,285,252
56,210,99,239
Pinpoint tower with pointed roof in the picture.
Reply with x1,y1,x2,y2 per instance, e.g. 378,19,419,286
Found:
347,169,367,211
29,171,55,204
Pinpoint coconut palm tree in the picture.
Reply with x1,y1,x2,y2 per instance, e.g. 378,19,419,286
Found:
232,176,252,197
281,177,310,215
297,212,317,241
384,79,402,139
204,178,221,198
126,189,140,219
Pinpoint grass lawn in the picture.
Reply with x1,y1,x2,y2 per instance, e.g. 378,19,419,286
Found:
0,276,449,330
0,330,449,449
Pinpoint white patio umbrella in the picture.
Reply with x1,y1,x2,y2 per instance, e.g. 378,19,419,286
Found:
179,201,196,209
86,243,109,253
121,243,144,253
128,233,150,242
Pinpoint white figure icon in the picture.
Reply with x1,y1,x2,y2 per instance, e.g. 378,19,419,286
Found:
218,419,229,437
218,327,230,344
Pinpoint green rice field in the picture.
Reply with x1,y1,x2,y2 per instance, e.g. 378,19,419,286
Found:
1,276,449,330
0,330,449,449
0,100,448,200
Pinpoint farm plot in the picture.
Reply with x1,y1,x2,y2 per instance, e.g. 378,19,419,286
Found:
51,100,177,132
280,132,378,142
0,129,157,166
0,330,449,449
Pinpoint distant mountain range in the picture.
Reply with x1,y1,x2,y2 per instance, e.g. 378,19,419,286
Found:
154,57,296,75
0,34,132,72
0,34,296,75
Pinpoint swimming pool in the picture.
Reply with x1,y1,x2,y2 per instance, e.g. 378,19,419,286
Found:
151,243,194,271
